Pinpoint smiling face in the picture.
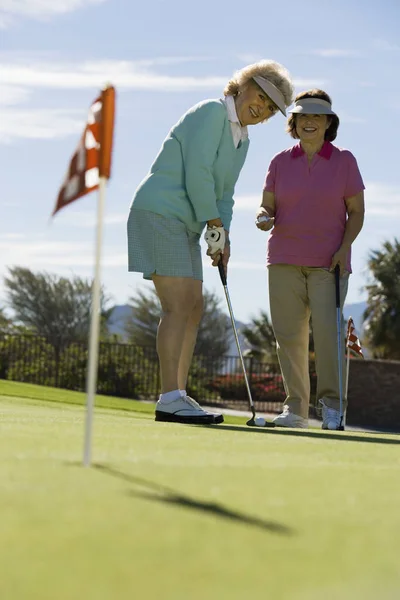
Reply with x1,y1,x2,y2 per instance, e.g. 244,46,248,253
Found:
295,113,331,145
234,80,278,126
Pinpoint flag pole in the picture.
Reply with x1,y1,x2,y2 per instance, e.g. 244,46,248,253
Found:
83,175,107,467
345,345,350,400
345,317,351,402
51,84,115,467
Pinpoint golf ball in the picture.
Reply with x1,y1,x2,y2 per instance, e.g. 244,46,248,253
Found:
255,416,266,427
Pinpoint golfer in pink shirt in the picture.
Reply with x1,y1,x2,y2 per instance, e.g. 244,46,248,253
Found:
256,89,365,429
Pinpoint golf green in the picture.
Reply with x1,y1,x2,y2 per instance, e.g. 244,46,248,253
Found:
1,381,399,600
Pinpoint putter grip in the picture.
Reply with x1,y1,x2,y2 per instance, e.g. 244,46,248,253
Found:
218,259,227,286
334,265,340,308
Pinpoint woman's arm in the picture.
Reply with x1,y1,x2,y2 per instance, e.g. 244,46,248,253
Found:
341,191,365,248
330,190,365,273
255,190,276,231
179,102,226,224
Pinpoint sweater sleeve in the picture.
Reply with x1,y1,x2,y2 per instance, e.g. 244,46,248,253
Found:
178,102,226,223
217,188,234,231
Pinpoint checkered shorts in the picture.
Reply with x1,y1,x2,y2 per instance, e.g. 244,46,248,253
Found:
127,209,203,281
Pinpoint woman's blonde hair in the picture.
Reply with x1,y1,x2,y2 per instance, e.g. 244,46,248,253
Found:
224,60,294,108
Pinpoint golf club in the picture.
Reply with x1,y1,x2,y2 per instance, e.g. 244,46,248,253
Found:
217,259,275,428
334,264,345,431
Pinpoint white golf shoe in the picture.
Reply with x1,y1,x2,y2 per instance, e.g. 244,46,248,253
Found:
272,405,308,428
320,399,343,430
155,394,224,425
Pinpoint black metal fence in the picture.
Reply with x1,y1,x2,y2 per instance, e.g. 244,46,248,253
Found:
0,334,315,413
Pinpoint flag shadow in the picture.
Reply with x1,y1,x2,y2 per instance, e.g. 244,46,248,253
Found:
93,463,293,536
205,424,400,445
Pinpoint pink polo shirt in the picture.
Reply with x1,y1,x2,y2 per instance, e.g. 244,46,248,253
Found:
264,141,365,273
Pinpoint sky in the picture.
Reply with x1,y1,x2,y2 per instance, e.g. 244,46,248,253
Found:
0,0,399,324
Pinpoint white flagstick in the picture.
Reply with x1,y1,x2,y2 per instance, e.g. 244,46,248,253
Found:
83,176,106,467
345,346,350,400
344,344,351,428
344,317,351,428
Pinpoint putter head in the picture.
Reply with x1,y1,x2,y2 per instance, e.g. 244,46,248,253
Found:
336,425,345,431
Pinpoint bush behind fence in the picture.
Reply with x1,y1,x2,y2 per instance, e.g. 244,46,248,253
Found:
0,334,316,413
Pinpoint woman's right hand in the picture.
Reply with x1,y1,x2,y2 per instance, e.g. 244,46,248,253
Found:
255,208,275,231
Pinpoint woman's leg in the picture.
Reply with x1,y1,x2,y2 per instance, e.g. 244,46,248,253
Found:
308,268,349,412
152,275,200,393
268,265,311,420
152,275,222,424
177,281,203,390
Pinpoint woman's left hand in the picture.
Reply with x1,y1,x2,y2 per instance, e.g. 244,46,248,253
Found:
208,243,230,271
330,246,349,276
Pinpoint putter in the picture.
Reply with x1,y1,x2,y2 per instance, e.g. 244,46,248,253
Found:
217,259,275,428
334,265,345,431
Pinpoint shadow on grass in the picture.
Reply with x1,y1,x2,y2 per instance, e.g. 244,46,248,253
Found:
207,424,400,445
93,463,293,536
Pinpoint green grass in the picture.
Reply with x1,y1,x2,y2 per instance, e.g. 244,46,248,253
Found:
1,380,399,600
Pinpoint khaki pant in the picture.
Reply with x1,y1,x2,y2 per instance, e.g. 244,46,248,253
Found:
268,265,349,419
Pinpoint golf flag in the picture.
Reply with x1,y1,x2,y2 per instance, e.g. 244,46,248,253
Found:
346,317,364,358
52,85,116,467
52,85,115,216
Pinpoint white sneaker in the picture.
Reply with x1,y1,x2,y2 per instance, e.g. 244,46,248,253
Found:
273,406,308,428
319,399,344,430
155,394,224,425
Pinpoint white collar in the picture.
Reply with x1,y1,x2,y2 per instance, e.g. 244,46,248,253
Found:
223,95,248,141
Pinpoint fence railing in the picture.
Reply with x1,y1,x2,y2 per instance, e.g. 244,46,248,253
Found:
0,334,317,413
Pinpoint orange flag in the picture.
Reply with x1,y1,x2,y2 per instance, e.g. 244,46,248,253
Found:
346,317,364,358
52,85,116,216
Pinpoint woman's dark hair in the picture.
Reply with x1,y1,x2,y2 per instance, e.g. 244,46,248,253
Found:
286,89,340,141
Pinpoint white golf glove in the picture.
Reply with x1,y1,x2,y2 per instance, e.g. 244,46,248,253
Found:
204,225,226,255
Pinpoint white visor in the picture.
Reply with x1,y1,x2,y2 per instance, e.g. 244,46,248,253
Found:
252,76,287,116
289,97,336,116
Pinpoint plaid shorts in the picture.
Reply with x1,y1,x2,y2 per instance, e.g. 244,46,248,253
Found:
127,209,203,280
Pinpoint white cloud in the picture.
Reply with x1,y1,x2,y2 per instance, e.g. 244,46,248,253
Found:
0,236,265,272
0,84,30,105
293,78,327,88
337,111,366,124
0,0,107,26
0,233,25,240
373,39,400,52
364,182,400,217
312,49,361,58
0,58,326,94
0,239,122,270
55,210,127,228
0,108,84,142
233,194,261,211
134,56,214,67
0,60,228,91
236,53,264,63
0,57,326,142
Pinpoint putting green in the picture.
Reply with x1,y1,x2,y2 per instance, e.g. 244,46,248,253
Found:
0,381,399,600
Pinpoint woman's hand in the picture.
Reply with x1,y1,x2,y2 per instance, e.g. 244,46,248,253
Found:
330,245,350,276
255,207,275,231
208,241,230,273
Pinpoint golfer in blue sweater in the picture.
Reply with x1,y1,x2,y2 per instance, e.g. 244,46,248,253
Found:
127,59,294,425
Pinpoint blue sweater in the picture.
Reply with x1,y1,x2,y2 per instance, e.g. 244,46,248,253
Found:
130,99,250,233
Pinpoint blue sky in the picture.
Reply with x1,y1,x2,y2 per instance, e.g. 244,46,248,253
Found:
0,0,399,323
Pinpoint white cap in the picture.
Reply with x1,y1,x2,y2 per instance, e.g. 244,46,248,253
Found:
252,76,287,116
289,97,336,116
